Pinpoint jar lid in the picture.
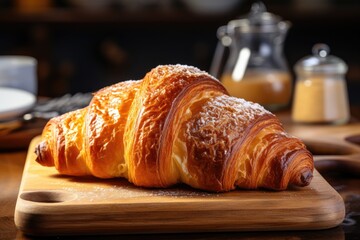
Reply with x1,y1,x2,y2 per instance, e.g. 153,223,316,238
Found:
295,44,348,75
227,1,290,33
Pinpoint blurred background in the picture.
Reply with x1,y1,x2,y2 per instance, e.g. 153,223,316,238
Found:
0,0,359,106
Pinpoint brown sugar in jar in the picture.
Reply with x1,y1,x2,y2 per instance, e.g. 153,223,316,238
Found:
291,44,350,124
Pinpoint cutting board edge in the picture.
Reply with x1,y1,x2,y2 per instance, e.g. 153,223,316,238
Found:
14,199,345,236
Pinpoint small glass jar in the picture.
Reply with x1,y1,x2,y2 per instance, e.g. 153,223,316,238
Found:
292,44,350,124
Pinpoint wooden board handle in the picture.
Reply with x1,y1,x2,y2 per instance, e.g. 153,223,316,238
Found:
314,154,360,176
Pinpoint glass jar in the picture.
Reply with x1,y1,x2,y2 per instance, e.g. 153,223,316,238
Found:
292,44,350,124
210,2,292,111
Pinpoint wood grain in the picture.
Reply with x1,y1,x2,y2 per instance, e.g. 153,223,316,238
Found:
14,136,345,236
0,150,27,239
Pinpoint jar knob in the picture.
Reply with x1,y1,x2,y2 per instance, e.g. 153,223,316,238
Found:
251,1,267,14
312,43,330,58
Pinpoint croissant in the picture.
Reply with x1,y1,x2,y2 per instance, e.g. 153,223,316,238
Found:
35,64,314,192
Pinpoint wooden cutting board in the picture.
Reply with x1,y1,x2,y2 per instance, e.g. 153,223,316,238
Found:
15,136,346,236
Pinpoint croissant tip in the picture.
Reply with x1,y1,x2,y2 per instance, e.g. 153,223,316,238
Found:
300,170,313,186
35,141,54,167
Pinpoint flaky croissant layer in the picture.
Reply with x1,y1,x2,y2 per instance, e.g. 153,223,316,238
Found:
35,64,314,192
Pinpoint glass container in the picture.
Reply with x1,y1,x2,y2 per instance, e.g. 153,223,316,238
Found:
292,43,350,124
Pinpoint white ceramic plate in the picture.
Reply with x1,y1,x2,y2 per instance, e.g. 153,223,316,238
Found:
0,87,36,121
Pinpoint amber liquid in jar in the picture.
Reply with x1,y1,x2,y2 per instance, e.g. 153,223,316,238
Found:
221,70,292,110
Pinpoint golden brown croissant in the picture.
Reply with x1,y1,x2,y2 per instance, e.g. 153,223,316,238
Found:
35,64,314,192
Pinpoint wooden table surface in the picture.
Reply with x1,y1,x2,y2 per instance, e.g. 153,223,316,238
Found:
1,108,360,239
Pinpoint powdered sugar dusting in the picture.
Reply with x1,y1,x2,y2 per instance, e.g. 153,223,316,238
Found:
186,95,272,163
59,182,217,202
148,64,218,85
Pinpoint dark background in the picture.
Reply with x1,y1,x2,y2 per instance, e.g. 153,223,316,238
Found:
0,0,359,106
